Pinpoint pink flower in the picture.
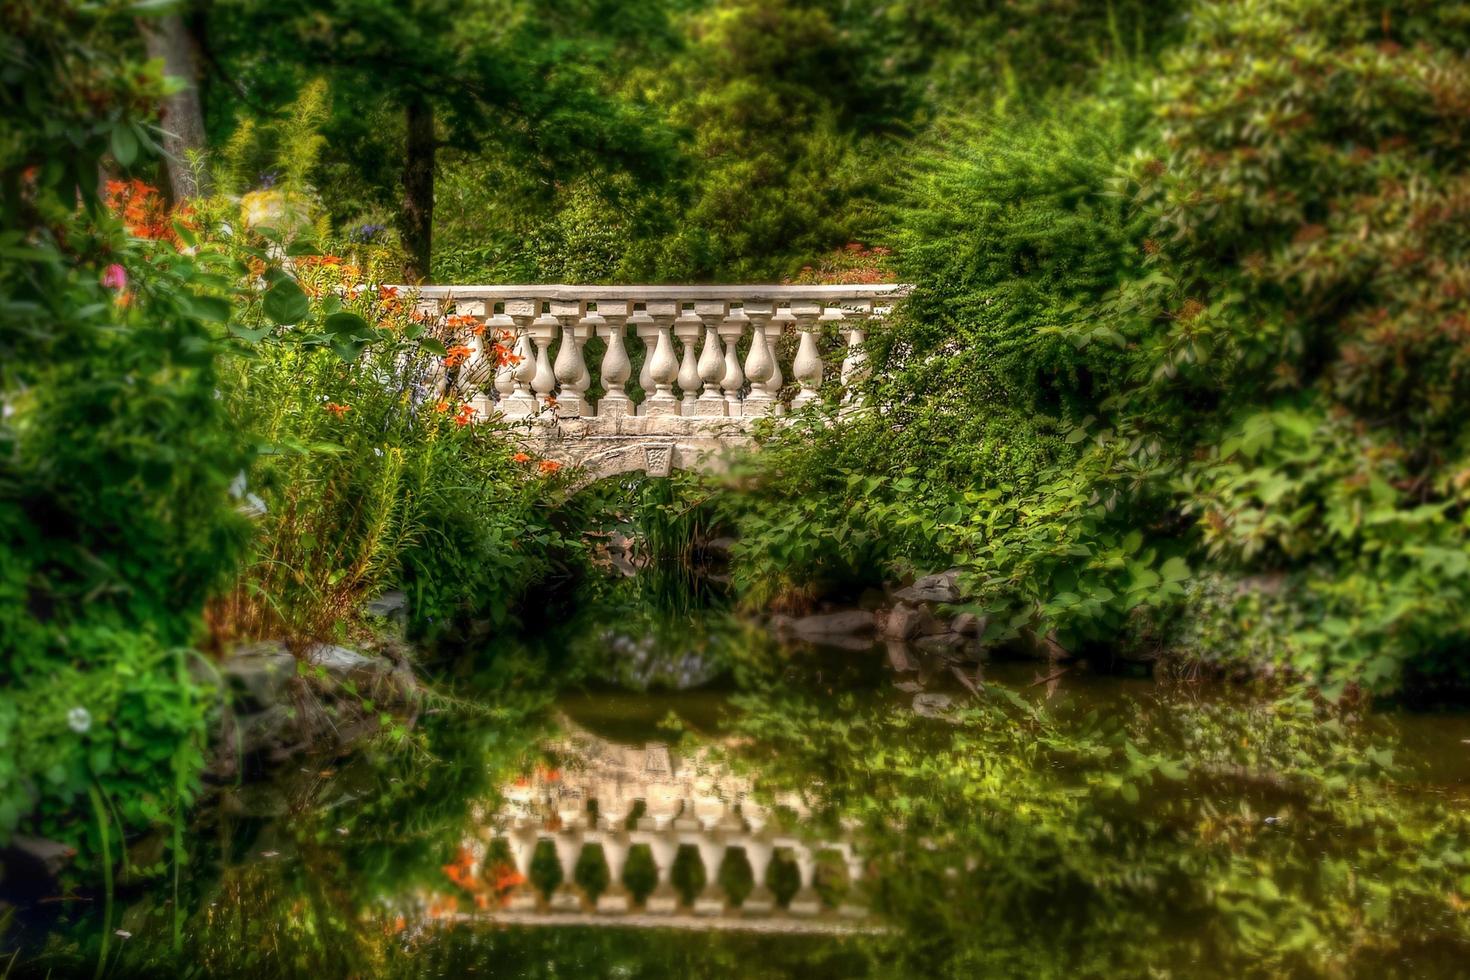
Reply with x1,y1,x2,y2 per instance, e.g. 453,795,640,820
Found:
101,264,127,290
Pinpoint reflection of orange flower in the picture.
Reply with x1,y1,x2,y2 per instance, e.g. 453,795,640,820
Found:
442,846,483,892
512,452,531,463
538,460,562,476
490,862,526,895
323,402,351,418
424,894,460,920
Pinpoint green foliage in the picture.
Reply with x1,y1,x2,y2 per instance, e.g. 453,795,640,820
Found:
711,0,1470,692
1,1,248,863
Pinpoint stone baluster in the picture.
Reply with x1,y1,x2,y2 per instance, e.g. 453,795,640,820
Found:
645,831,680,913
644,309,681,417
528,305,559,412
673,306,703,416
718,304,747,415
506,827,540,911
791,302,824,409
594,300,633,418
693,306,727,417
741,302,777,416
567,301,595,413
840,301,874,410
743,835,776,915
597,832,632,913
502,301,540,417
552,301,589,417
631,306,659,414
488,307,518,409
788,845,822,915
694,835,728,915
550,831,584,910
766,308,792,412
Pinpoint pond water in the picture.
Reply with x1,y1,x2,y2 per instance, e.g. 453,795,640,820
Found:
12,584,1470,978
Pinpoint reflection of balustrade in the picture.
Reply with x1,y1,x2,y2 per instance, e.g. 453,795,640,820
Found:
411,285,906,419
471,720,873,930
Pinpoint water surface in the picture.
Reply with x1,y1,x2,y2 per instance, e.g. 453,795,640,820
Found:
13,593,1470,978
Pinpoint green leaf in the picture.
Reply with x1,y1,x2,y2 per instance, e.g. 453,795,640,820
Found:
185,294,232,323
418,338,447,357
286,239,321,257
111,125,139,167
1159,556,1189,583
230,324,273,343
324,311,372,338
262,278,310,325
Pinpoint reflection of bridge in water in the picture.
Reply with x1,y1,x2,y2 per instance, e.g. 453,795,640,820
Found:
461,718,873,933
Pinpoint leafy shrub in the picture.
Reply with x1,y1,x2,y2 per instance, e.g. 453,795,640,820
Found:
1,1,248,862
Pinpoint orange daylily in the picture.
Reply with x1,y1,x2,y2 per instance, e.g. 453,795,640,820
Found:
538,460,562,476
323,402,352,418
512,452,532,463
433,400,450,413
443,344,474,369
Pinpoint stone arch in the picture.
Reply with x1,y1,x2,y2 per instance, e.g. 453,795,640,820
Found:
559,440,744,492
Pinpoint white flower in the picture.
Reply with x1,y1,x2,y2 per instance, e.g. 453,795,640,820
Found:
67,707,91,733
373,448,384,457
239,493,267,518
114,930,132,940
228,470,248,500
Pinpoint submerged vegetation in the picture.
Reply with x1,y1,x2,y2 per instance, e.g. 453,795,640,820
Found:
4,0,1470,976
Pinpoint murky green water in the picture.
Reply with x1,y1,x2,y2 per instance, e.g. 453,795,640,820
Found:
11,591,1470,978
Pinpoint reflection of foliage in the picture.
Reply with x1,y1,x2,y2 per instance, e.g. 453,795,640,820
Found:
670,844,707,906
725,681,1470,977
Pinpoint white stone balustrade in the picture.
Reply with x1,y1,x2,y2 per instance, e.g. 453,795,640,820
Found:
411,284,906,422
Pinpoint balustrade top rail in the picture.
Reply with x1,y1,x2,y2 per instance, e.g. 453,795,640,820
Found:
410,283,910,305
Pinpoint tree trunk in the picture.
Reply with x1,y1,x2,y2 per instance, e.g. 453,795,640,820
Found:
141,13,212,200
400,98,436,283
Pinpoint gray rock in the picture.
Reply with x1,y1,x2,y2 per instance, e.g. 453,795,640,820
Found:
219,641,298,711
304,644,414,700
788,610,875,637
882,603,922,640
363,590,407,621
305,643,377,677
911,692,954,719
9,835,75,878
893,569,963,604
952,612,987,637
885,641,916,672
915,632,967,654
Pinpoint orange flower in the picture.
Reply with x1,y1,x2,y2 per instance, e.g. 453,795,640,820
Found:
433,400,450,413
446,314,479,330
323,402,351,418
538,460,562,476
454,404,477,427
512,452,532,463
492,343,520,368
443,344,474,368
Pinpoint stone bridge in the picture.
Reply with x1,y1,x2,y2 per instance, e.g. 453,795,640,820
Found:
411,284,908,488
